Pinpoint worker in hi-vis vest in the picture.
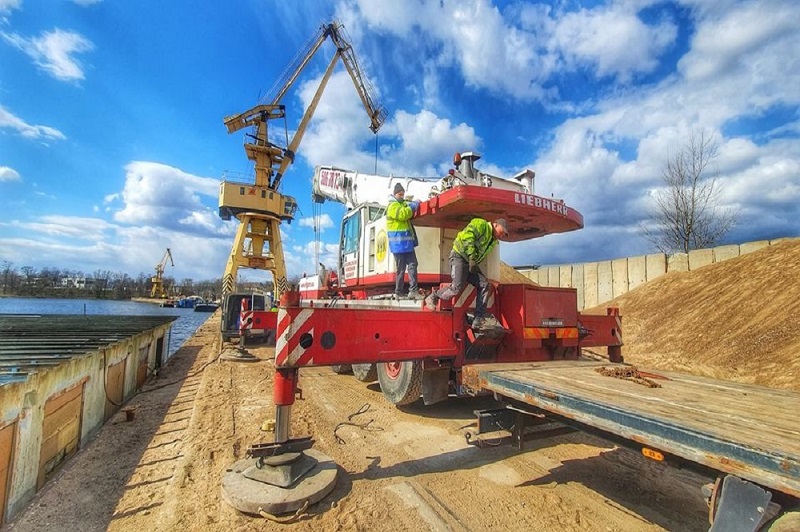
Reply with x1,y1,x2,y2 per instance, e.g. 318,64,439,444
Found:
386,182,422,300
426,217,508,328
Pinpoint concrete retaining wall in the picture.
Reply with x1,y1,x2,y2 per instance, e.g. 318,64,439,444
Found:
0,324,172,523
516,238,795,310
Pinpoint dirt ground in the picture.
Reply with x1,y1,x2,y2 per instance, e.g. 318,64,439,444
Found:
6,239,799,531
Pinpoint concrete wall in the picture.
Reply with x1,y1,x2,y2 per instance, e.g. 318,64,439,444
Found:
516,238,795,310
0,324,171,523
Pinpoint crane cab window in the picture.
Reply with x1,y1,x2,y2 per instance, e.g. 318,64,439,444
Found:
368,206,384,222
342,213,361,255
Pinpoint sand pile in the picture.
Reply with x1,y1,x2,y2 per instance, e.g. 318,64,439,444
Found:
605,239,800,391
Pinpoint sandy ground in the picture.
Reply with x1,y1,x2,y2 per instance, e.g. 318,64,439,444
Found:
6,240,799,531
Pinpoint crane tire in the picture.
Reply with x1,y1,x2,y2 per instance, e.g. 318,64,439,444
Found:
377,361,423,406
763,509,800,531
330,364,353,375
352,363,378,382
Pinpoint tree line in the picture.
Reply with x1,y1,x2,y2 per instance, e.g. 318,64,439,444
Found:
0,261,224,300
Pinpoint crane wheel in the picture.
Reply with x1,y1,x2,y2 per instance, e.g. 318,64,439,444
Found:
377,361,423,405
330,364,353,375
763,509,800,531
352,363,378,382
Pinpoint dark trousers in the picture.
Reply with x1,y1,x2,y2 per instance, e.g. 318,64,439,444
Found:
434,251,490,317
394,250,418,295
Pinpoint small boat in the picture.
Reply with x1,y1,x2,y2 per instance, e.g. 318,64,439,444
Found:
159,299,176,308
194,302,219,312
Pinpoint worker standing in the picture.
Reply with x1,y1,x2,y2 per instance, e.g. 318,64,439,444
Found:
426,217,508,328
387,183,422,299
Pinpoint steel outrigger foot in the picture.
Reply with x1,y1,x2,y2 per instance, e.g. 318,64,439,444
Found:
221,369,339,516
221,447,338,516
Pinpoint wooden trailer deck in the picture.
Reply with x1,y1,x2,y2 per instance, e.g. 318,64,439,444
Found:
462,360,800,498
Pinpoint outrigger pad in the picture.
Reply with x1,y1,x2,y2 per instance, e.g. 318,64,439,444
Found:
221,448,338,516
709,475,772,532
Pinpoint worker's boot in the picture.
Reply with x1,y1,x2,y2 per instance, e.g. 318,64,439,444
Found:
407,290,424,301
424,293,440,310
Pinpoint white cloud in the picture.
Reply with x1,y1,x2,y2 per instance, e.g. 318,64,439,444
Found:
298,213,334,232
17,215,115,241
0,0,20,16
551,5,677,82
344,0,678,102
288,240,340,277
111,161,222,234
0,104,66,140
679,1,799,82
0,165,21,181
1,28,94,81
295,70,480,176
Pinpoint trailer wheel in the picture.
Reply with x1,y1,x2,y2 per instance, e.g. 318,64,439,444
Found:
330,364,353,375
764,510,800,531
352,363,378,382
377,361,423,405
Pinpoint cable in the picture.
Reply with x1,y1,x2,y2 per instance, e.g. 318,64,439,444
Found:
333,403,383,444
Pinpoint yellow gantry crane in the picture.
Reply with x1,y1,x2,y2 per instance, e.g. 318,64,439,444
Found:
219,20,386,298
150,248,174,298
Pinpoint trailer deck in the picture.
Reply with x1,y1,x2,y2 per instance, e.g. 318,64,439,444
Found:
462,360,800,498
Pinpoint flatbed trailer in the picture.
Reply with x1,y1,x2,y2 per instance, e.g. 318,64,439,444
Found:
462,360,800,530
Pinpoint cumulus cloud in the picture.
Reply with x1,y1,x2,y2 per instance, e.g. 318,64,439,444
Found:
1,28,94,81
288,240,340,276
295,70,481,176
343,0,679,102
0,104,66,140
111,161,223,236
298,213,335,232
0,0,20,17
0,165,21,181
17,215,115,241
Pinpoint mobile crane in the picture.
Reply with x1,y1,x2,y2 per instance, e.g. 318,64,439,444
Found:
217,21,386,343
149,248,174,299
222,153,800,530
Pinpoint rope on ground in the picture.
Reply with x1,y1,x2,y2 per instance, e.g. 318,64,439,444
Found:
333,403,384,444
258,500,309,523
595,365,662,388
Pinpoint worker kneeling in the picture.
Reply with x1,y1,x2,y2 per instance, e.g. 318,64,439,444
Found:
426,217,508,329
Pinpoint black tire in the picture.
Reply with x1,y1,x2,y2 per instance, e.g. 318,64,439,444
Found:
377,361,423,405
352,363,378,382
763,510,800,531
330,364,352,375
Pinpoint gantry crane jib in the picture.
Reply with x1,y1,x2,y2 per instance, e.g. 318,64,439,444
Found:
219,20,386,300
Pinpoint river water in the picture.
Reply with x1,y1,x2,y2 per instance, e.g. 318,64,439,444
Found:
0,297,213,355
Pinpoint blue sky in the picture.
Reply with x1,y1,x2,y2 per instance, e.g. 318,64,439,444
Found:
1,0,798,284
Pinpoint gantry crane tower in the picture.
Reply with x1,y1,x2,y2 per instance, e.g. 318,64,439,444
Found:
219,21,386,298
150,248,174,298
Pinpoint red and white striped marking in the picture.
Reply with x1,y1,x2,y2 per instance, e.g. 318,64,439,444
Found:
275,308,315,367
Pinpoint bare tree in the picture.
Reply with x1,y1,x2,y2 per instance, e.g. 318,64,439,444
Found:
642,132,738,254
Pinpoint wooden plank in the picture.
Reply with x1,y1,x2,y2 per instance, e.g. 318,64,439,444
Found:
105,359,126,421
470,361,800,496
0,421,15,525
39,385,83,490
44,382,84,416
